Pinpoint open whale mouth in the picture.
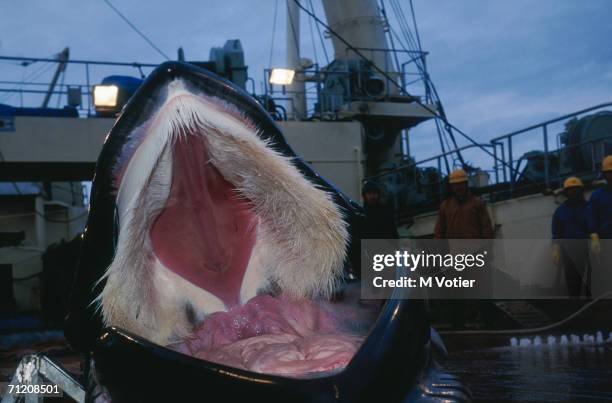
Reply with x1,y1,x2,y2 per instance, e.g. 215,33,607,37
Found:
95,69,378,378
65,63,430,401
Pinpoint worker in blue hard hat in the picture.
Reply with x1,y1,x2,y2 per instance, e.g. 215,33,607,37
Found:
586,155,612,296
551,177,591,297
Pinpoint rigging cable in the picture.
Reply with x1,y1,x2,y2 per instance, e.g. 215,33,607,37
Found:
409,0,424,53
435,118,451,173
441,290,612,336
102,0,170,61
388,0,464,167
401,0,463,162
389,26,410,56
19,64,26,106
0,61,54,103
268,0,280,69
306,0,319,65
55,65,67,108
389,0,420,67
380,1,402,75
293,0,523,179
309,0,329,65
287,0,301,62
393,0,422,65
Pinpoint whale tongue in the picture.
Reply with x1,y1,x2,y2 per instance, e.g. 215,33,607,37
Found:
150,132,257,308
171,293,367,378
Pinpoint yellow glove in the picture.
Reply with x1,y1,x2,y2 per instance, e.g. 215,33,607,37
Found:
551,244,561,266
590,233,601,255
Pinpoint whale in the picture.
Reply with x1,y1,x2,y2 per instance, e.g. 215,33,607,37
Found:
64,62,459,402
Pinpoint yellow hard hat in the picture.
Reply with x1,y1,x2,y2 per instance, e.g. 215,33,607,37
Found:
602,155,612,172
563,176,583,189
448,169,468,184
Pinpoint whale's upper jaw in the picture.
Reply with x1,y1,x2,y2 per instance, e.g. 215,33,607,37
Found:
65,62,360,349
95,75,349,346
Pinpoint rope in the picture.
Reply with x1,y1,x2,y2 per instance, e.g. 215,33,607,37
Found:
380,0,401,74
268,0,280,69
309,0,329,64
409,0,424,53
0,61,54,103
440,290,612,336
102,0,170,60
306,0,319,65
384,0,481,169
287,0,301,61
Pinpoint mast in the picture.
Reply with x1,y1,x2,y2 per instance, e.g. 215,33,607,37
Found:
286,0,307,120
321,0,422,176
42,47,70,108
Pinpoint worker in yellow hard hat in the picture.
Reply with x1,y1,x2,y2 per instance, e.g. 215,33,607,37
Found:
435,168,494,328
586,155,612,296
434,169,494,239
448,168,469,184
587,155,612,252
551,176,591,297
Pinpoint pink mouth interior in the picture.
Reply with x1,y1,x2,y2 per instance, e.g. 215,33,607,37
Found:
146,130,373,377
150,132,257,308
171,293,370,378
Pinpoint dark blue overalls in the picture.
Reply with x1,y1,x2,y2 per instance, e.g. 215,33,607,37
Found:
552,199,590,297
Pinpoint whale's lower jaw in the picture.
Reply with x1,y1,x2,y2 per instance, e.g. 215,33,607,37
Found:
95,81,359,376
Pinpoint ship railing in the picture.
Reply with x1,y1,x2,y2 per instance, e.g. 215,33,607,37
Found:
262,65,328,120
366,106,612,217
506,135,612,187
366,143,497,215
491,102,612,195
262,47,430,121
0,52,428,121
341,46,431,101
0,55,158,117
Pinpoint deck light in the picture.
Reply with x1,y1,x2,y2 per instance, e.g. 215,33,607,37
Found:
269,68,295,85
93,85,119,108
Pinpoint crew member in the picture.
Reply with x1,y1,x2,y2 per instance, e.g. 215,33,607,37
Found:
353,181,398,284
434,169,494,328
587,155,612,295
434,169,494,239
588,155,612,244
551,177,591,297
361,181,398,239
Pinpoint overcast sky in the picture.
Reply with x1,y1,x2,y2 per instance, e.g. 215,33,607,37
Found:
1,0,611,170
